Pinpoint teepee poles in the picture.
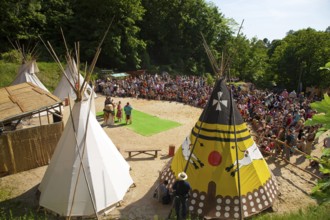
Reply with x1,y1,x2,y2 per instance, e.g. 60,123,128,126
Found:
183,101,210,173
201,33,221,76
39,21,113,218
230,86,243,220
63,21,113,217
81,17,114,97
222,19,244,77
200,20,245,219
39,36,77,93
226,21,245,220
67,92,99,219
7,38,39,63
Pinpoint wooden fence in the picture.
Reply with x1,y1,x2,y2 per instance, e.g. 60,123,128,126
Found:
0,122,63,177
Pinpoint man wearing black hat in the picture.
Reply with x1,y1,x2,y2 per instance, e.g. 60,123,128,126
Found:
172,172,191,219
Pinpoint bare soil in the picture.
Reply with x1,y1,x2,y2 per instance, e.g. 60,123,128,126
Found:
0,95,328,219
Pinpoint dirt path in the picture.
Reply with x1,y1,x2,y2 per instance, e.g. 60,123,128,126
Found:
0,95,327,219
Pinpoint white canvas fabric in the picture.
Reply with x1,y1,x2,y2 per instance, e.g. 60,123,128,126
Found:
53,60,96,101
12,60,49,92
38,94,133,217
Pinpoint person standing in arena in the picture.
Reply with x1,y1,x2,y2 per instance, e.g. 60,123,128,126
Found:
124,102,133,124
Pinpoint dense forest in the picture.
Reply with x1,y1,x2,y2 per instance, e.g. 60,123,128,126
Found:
0,0,329,91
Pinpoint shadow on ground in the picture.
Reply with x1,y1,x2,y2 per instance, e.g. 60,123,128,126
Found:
0,184,59,219
113,179,174,220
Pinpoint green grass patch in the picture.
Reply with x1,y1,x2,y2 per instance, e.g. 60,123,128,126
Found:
0,61,19,88
96,111,104,117
0,61,62,92
125,110,181,136
98,109,181,136
37,62,62,92
252,203,330,220
167,203,330,220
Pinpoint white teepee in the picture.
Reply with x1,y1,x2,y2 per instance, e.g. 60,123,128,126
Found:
39,28,132,217
53,59,96,101
38,93,133,217
12,60,49,92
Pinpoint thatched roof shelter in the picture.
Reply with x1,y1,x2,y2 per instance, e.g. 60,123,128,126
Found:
0,82,62,127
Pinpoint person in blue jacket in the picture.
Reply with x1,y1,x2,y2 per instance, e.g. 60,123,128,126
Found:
123,102,133,124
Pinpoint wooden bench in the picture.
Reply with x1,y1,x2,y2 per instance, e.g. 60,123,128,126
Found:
126,149,161,158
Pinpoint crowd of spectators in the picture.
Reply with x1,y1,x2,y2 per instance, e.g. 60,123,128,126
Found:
95,73,212,108
96,73,323,160
232,86,321,160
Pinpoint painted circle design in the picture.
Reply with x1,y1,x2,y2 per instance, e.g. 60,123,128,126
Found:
208,151,222,166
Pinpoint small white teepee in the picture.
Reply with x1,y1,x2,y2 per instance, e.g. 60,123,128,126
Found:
12,60,49,92
53,58,96,101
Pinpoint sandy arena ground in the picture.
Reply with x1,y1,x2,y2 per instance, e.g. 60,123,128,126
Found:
0,94,328,219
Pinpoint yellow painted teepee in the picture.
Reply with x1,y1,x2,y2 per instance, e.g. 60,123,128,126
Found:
161,77,278,219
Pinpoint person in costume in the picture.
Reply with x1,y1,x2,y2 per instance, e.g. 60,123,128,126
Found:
172,172,191,219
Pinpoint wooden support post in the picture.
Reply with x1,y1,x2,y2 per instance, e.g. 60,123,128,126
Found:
7,134,17,174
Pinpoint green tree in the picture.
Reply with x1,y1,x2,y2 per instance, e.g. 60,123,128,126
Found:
140,0,232,75
0,0,46,52
305,94,330,204
65,0,146,70
268,28,330,91
39,0,73,46
244,37,269,85
223,34,250,79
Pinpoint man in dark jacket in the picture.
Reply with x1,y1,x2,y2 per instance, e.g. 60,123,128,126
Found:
172,172,191,219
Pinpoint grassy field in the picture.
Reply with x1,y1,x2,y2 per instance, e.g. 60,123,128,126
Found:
125,110,181,136
0,61,19,88
97,110,182,136
252,203,330,220
0,61,62,91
